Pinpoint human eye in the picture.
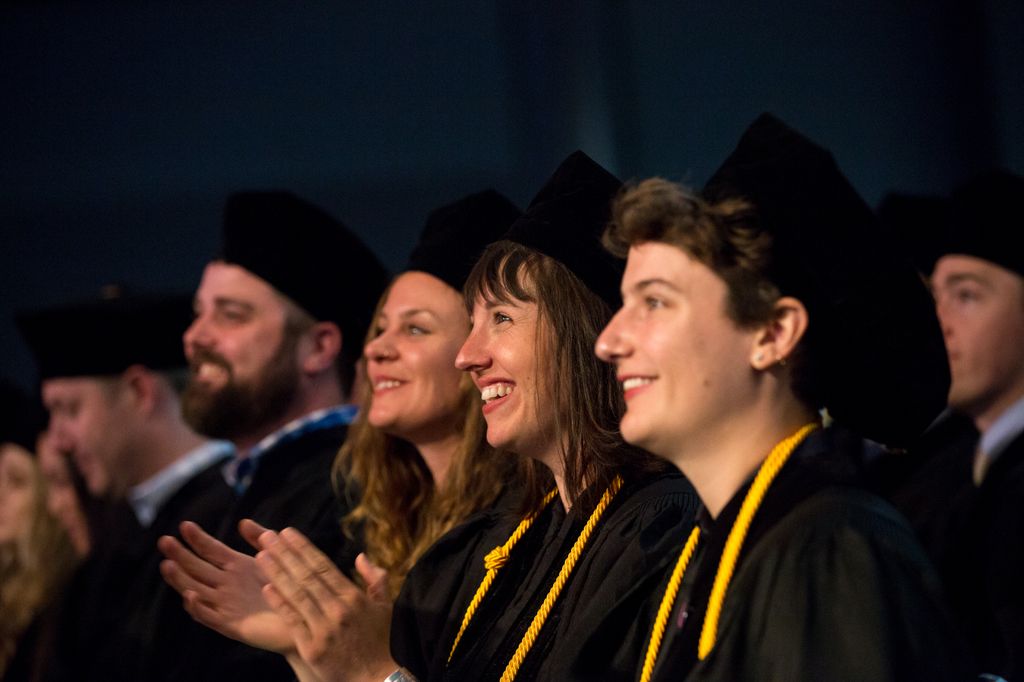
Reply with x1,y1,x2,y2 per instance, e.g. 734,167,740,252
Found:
952,285,981,305
407,324,430,336
645,296,665,310
492,311,512,324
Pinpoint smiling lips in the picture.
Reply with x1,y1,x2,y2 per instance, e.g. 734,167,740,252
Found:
373,378,404,393
620,376,655,400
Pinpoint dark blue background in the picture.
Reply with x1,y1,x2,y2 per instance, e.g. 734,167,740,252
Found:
3,0,1022,388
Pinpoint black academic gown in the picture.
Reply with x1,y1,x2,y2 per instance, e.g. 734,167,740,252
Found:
172,423,360,682
391,469,699,682
37,458,232,682
647,427,971,682
878,413,1024,678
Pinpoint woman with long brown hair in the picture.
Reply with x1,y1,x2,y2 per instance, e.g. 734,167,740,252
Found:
158,190,523,660
253,151,698,682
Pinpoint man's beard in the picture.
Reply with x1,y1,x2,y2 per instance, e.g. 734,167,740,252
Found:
182,341,301,442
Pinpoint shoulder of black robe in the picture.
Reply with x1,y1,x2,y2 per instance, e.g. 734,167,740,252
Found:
391,486,524,681
175,423,357,682
650,428,972,682
956,430,1024,679
392,470,698,682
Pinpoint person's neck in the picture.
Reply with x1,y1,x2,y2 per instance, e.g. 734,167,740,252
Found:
129,419,210,488
972,387,1024,434
412,430,462,488
670,401,816,519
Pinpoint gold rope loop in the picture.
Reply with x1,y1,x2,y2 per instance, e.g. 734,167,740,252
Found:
697,422,818,660
638,525,701,682
447,488,559,663
501,475,624,682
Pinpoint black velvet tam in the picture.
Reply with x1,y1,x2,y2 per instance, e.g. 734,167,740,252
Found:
17,292,193,380
877,193,953,277
406,189,521,292
0,378,46,453
220,191,390,345
504,150,625,308
947,169,1024,278
703,113,949,449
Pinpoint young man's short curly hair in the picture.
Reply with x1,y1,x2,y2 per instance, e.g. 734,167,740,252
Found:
604,177,823,410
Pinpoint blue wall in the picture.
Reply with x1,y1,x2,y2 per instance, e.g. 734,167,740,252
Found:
3,0,1021,387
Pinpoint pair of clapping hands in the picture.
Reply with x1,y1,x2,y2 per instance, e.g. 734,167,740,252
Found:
158,520,399,682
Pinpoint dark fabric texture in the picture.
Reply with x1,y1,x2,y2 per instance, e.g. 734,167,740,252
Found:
647,427,971,682
503,150,625,309
36,459,232,682
703,113,950,448
876,192,953,276
221,191,390,349
391,470,699,682
16,293,192,379
947,169,1024,278
406,189,522,292
171,423,359,682
884,420,1024,679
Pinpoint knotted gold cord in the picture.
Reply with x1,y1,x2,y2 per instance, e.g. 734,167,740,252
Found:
638,526,701,682
638,422,818,679
500,475,624,682
447,489,559,663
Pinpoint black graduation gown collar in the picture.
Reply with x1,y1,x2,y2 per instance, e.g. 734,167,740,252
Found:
654,426,864,677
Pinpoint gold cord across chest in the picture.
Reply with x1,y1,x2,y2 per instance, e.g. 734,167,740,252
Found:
449,475,625,681
638,423,819,682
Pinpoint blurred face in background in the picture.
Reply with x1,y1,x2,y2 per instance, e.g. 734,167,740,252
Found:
42,377,132,497
0,443,38,546
37,431,91,557
933,254,1024,429
364,272,469,445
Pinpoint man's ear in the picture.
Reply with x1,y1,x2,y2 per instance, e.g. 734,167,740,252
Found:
749,296,808,370
118,364,159,414
300,321,343,376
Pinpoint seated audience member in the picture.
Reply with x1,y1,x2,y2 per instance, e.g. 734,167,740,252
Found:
17,292,233,682
163,191,389,681
0,380,76,681
920,169,1024,679
595,114,970,680
35,431,91,560
250,152,698,682
158,190,524,673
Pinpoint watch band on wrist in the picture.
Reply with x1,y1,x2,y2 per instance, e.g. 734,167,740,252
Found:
384,667,418,682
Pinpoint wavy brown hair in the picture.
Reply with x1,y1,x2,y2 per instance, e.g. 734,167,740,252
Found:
0,444,78,677
332,281,519,598
463,240,666,517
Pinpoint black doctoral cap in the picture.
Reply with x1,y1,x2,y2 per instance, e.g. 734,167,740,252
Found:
946,169,1024,278
0,378,47,454
406,189,522,291
220,191,390,346
703,113,949,447
503,151,625,307
877,193,953,277
16,290,192,380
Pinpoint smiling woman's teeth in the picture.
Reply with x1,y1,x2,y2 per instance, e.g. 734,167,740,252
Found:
481,383,514,402
375,380,402,391
622,377,653,391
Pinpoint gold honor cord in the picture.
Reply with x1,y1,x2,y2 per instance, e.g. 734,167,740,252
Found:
639,526,701,682
448,489,559,663
500,475,624,682
638,422,819,681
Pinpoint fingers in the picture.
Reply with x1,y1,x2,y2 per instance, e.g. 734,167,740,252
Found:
157,535,220,588
262,582,311,642
160,558,208,597
278,527,355,597
239,518,272,550
355,553,390,602
181,521,237,569
256,533,330,626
